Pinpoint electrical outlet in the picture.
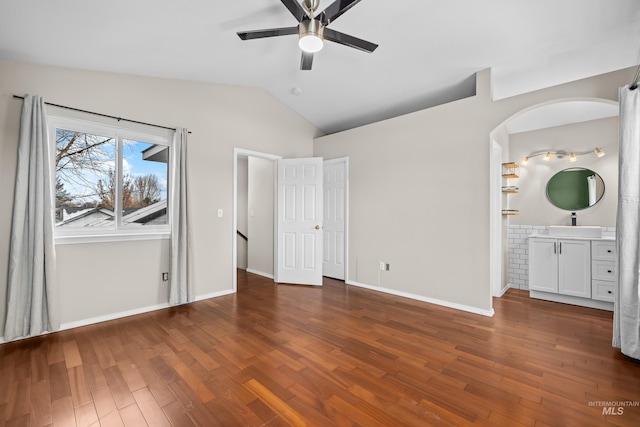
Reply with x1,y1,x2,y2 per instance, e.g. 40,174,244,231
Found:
385,263,390,271
162,272,169,281
379,261,386,271
217,209,223,217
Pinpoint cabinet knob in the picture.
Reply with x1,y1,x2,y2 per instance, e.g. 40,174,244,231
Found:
607,290,612,294
608,270,612,273
607,250,612,253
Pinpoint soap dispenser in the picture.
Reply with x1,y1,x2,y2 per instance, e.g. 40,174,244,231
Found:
571,212,577,226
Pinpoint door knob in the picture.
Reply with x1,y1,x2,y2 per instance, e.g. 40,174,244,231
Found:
315,225,320,230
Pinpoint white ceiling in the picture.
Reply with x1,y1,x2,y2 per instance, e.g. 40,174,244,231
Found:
1,0,639,134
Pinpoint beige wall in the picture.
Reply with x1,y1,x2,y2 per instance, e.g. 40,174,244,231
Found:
313,67,634,314
508,116,618,226
247,157,275,277
0,60,318,333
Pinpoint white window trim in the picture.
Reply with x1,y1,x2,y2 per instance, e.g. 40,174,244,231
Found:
49,112,173,244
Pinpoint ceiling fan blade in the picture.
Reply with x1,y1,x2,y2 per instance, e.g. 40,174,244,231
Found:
280,0,309,22
300,51,314,70
324,28,377,53
237,26,298,40
319,0,363,25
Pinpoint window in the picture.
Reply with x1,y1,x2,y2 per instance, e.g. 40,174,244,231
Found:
50,115,172,242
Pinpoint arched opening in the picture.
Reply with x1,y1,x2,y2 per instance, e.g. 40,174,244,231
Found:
489,98,618,298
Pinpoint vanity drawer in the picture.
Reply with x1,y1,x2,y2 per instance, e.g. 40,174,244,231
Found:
592,241,616,261
592,260,616,281
592,280,615,302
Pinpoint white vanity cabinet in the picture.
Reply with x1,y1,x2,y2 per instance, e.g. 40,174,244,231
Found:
528,236,614,310
529,238,591,297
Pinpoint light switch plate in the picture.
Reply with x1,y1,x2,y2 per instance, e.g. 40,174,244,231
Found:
218,209,223,217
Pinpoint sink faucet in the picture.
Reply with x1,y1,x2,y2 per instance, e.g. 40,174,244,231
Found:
571,212,577,226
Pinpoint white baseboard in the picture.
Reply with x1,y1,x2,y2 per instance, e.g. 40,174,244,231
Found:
346,280,495,317
195,289,235,301
60,302,171,331
246,268,274,279
1,288,237,344
494,283,512,297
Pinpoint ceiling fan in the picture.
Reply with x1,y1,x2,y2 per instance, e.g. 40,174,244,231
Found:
237,0,378,70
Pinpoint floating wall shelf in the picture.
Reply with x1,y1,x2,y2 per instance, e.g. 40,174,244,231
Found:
502,209,520,216
502,162,519,178
502,186,519,193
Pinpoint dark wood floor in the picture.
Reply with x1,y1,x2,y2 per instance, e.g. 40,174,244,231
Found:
1,271,639,426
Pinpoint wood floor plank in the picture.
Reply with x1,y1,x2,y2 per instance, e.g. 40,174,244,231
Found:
98,410,125,427
91,386,118,420
243,378,307,427
172,363,215,403
132,387,171,427
117,359,147,392
29,380,52,427
68,365,93,408
162,400,197,427
118,403,147,427
103,366,136,409
74,402,98,427
1,273,640,426
51,396,76,427
63,340,83,369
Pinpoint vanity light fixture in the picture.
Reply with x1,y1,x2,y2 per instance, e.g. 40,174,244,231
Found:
522,147,606,165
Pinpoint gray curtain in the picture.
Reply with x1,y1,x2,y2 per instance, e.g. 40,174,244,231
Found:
169,127,191,305
613,85,640,360
4,95,60,341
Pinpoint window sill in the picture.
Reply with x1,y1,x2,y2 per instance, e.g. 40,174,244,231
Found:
55,231,170,245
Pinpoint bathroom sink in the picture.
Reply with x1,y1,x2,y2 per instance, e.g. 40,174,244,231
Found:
548,226,602,238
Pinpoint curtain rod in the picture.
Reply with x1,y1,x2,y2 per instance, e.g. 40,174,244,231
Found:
12,95,191,133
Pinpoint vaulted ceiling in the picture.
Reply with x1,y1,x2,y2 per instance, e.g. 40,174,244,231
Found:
1,0,638,134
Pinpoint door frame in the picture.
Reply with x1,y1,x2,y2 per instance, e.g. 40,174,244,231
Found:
233,148,281,292
490,141,503,297
323,157,350,282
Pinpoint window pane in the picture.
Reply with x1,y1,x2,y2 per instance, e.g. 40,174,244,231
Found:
121,140,168,227
55,128,116,228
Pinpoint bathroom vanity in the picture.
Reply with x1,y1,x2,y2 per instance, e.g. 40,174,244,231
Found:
528,226,615,311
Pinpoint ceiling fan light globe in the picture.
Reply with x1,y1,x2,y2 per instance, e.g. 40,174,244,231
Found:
299,35,323,52
299,19,324,53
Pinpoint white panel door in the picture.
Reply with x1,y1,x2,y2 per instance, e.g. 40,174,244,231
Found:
323,160,346,280
276,158,323,286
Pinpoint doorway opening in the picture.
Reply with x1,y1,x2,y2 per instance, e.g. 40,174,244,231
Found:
233,150,350,290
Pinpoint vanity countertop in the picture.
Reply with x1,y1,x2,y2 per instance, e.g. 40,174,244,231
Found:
528,233,615,241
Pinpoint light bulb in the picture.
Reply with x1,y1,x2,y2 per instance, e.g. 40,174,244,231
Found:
569,153,577,162
544,152,552,161
299,35,323,52
594,147,605,157
522,157,529,165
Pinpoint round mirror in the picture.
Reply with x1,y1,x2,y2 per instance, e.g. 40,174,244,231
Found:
546,168,605,210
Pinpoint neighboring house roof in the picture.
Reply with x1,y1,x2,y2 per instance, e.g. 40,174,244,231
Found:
57,200,167,228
